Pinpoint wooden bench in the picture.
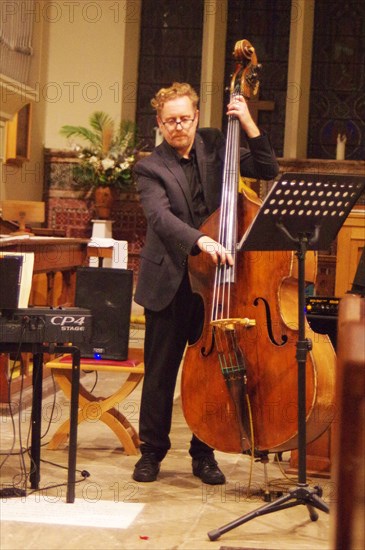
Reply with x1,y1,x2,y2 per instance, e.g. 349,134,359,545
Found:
46,348,144,455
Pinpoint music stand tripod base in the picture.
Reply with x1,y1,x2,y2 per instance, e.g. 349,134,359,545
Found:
208,172,365,540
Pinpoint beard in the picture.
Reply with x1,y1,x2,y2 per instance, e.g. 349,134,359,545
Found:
168,132,192,152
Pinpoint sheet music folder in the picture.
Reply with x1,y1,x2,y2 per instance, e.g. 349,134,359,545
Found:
238,173,365,252
0,255,23,309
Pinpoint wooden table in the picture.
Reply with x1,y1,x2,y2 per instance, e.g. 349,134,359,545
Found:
0,236,89,402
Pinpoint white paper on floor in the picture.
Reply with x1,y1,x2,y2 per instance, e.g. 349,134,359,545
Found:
1,495,144,529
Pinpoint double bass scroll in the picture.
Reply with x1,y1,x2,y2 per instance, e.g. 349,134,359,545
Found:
232,39,261,100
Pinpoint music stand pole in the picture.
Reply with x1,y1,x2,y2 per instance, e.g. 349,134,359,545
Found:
208,172,365,541
278,224,314,487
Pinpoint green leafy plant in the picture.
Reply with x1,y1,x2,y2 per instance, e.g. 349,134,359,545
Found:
60,111,140,193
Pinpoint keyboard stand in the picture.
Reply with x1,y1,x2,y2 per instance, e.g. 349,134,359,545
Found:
0,343,80,503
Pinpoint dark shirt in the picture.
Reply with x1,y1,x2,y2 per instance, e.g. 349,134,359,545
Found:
180,148,208,228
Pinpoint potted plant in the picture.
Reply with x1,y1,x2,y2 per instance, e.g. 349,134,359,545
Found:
60,111,140,218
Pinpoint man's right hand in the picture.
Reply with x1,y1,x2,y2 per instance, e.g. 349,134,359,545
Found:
196,236,234,266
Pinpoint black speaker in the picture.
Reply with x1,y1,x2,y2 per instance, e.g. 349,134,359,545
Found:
306,315,337,350
351,247,365,295
75,267,133,360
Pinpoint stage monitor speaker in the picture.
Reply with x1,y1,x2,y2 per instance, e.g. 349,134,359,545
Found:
75,267,133,360
351,247,365,295
306,315,337,350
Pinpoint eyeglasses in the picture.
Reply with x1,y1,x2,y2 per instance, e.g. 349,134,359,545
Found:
160,114,196,132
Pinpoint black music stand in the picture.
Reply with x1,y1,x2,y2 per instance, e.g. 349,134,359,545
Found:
208,172,365,541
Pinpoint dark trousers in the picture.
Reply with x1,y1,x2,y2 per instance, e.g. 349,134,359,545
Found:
138,271,213,461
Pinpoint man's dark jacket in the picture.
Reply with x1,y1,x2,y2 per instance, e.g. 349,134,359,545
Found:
133,128,279,311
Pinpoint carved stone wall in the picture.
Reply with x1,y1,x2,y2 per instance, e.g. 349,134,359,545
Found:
43,149,147,282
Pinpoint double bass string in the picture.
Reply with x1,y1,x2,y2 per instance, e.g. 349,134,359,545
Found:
211,94,240,324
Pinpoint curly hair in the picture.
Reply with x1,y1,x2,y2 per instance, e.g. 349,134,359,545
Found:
151,82,199,115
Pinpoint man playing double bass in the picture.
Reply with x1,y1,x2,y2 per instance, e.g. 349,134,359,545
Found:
132,82,279,484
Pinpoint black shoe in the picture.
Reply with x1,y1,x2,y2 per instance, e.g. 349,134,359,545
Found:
192,455,226,485
133,453,160,482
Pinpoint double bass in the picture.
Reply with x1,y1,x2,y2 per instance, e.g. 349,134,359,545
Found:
181,40,336,454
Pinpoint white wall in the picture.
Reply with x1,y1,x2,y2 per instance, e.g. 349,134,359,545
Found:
43,0,130,150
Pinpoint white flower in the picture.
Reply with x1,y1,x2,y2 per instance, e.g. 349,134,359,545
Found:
89,155,99,166
101,158,115,170
119,161,130,171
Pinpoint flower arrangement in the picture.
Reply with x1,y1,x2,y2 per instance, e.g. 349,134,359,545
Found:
60,111,140,195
